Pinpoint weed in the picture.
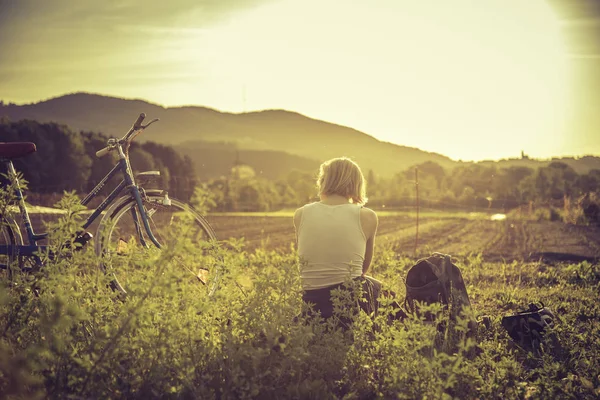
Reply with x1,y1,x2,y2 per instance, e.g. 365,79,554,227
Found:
1,190,599,399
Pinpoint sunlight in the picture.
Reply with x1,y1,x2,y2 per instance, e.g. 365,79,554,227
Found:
162,0,568,161
491,214,507,221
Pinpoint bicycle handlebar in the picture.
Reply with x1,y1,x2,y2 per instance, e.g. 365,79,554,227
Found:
96,113,159,158
133,113,146,129
95,146,112,158
124,113,146,141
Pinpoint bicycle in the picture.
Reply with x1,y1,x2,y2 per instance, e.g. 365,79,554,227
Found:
0,113,220,296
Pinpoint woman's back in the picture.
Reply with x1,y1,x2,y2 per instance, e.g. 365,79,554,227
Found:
297,202,366,290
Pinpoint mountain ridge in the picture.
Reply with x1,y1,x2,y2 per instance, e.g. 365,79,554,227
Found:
0,92,456,178
2,92,600,177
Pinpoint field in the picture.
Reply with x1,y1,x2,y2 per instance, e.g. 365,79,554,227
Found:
2,206,600,398
28,209,600,260
208,211,600,262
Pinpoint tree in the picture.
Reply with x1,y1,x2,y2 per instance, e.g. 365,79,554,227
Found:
577,169,600,194
129,147,156,174
0,120,92,193
534,168,551,200
367,169,377,188
140,142,198,200
546,162,578,199
494,166,534,205
409,161,446,190
459,186,476,207
237,182,265,211
275,181,298,208
286,169,317,204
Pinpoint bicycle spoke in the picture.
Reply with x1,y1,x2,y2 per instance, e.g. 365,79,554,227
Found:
98,194,218,296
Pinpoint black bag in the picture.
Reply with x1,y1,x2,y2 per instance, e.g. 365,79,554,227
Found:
404,253,475,329
501,302,555,354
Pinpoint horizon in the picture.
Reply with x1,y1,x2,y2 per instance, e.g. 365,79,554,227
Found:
1,0,600,161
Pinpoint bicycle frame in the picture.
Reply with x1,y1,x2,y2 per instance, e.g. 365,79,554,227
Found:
0,143,163,269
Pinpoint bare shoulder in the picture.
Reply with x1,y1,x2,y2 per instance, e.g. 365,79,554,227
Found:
360,207,378,224
360,207,378,238
293,207,304,229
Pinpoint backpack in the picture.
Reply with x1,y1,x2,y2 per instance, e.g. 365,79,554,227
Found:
404,253,475,329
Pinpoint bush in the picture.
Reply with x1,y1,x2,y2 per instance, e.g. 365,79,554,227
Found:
1,191,600,398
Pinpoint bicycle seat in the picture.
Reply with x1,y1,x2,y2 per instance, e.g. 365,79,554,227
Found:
0,142,37,159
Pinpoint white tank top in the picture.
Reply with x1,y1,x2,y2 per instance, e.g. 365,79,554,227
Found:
297,202,366,290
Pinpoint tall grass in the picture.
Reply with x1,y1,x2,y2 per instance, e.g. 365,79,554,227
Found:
1,193,599,399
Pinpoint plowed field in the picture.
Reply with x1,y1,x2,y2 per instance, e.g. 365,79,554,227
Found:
28,211,600,262
206,213,600,262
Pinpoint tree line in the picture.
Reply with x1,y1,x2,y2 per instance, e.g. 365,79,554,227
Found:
2,118,599,216
366,161,600,211
200,160,600,214
0,118,197,200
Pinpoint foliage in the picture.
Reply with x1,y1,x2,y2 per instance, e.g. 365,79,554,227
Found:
3,117,599,216
204,168,312,212
190,183,218,215
196,161,600,215
1,120,92,193
1,191,600,399
1,119,198,201
562,193,600,226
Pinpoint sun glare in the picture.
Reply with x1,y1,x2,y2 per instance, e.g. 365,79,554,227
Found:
163,0,568,161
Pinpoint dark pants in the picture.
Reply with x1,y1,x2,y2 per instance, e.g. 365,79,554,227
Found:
302,276,406,322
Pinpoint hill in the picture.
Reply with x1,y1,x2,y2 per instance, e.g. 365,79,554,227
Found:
0,93,455,178
2,93,600,178
173,141,320,180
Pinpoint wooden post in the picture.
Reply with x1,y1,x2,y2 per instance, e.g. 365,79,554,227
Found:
414,167,419,256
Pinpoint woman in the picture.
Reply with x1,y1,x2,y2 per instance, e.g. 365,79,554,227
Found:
294,157,400,321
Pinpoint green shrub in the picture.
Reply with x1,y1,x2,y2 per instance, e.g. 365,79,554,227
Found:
1,191,600,398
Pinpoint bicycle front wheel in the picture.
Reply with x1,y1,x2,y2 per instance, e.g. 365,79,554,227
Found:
96,193,219,296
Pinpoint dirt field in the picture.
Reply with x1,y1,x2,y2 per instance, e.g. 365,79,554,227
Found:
25,212,600,262
208,213,600,262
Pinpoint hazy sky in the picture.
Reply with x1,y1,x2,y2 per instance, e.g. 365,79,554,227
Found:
1,0,599,161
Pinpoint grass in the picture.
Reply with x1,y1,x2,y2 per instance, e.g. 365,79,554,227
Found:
1,195,599,399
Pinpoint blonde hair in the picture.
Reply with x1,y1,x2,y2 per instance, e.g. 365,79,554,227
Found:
317,157,368,205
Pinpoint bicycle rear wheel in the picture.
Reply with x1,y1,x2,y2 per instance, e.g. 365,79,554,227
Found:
96,193,219,296
0,216,20,281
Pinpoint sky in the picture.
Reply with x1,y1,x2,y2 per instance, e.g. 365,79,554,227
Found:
1,0,600,162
